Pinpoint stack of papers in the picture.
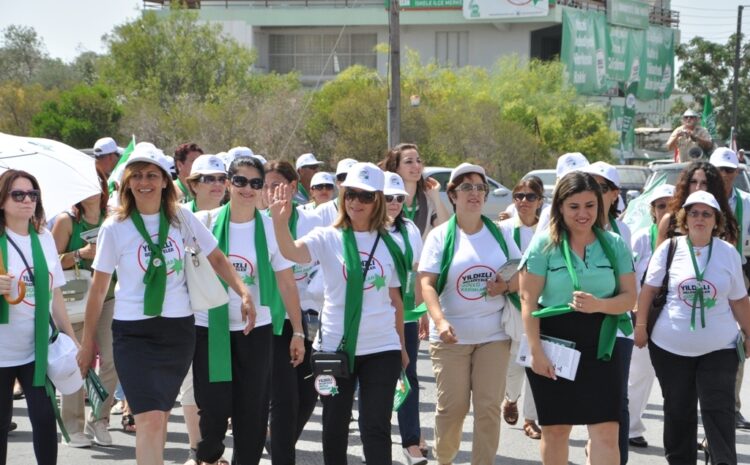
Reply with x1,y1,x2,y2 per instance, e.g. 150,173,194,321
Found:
516,334,581,381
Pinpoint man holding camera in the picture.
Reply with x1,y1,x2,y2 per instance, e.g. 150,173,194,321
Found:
667,109,714,162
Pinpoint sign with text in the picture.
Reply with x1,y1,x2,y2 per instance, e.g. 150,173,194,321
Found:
636,25,674,100
607,0,650,30
561,8,608,95
463,0,549,19
394,0,462,7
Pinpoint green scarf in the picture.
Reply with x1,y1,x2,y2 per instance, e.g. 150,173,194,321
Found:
297,184,310,203
255,209,286,336
208,204,232,382
176,179,193,203
649,223,658,253
531,228,630,361
288,202,299,240
186,200,198,213
382,224,416,320
513,225,522,250
734,188,743,255
0,225,51,386
403,195,418,221
67,211,105,271
608,214,621,235
481,217,522,310
130,209,169,317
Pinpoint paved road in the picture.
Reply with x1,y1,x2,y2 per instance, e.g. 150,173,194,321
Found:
9,342,750,464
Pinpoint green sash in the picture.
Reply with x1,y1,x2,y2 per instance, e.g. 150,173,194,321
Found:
609,214,621,235
481,217,522,310
734,188,743,256
176,179,193,203
687,237,713,331
67,213,104,270
130,209,169,317
298,184,310,203
255,209,286,336
381,225,417,320
649,223,657,253
208,204,232,382
513,225,521,250
403,195,418,221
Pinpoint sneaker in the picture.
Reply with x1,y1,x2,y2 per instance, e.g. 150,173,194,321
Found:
110,400,125,415
403,447,428,465
65,431,92,448
85,419,112,446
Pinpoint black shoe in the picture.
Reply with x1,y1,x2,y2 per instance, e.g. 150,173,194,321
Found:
628,436,648,448
8,422,17,432
736,412,750,430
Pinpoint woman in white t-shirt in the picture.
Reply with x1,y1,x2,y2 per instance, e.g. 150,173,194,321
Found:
419,163,521,465
636,191,750,465
270,162,406,465
77,143,254,465
0,170,76,465
183,153,228,213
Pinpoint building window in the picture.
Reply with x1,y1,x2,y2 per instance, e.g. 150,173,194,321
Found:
435,31,468,67
269,33,377,76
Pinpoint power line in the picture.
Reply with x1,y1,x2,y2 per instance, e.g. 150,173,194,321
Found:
672,4,737,12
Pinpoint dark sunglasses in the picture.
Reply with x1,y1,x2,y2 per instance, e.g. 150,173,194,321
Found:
336,173,347,182
513,192,539,202
687,209,714,219
231,175,264,190
720,167,737,175
312,184,335,191
344,190,376,204
198,174,227,184
456,183,489,193
10,190,40,202
385,194,405,203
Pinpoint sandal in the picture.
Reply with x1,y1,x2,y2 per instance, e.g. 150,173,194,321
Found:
121,414,136,433
523,420,542,440
502,399,519,425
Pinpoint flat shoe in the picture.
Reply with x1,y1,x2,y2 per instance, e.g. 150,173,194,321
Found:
523,420,542,440
502,399,519,425
629,436,648,448
403,448,427,465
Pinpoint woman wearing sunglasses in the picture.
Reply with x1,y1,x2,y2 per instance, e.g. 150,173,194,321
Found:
498,176,545,441
261,160,323,464
184,154,228,213
270,162,406,465
419,163,522,465
304,172,336,210
0,170,77,465
627,183,674,450
78,143,254,465
636,191,750,465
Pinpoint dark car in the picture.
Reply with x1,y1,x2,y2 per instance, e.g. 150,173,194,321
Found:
616,165,651,205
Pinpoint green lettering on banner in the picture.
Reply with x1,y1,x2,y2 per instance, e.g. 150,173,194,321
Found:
620,80,639,158
463,0,549,19
607,0,650,30
387,0,462,8
561,8,608,96
637,25,674,101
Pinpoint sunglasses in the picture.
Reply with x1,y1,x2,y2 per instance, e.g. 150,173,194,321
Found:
312,184,335,191
9,190,40,202
687,209,714,219
344,190,376,204
513,192,539,202
336,173,347,183
385,194,406,203
720,167,737,175
231,175,264,190
198,174,227,184
456,183,489,193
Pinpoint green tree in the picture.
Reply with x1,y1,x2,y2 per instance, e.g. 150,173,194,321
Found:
31,84,122,147
0,25,47,84
0,82,57,135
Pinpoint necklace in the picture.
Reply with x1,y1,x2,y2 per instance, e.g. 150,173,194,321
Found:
693,245,707,256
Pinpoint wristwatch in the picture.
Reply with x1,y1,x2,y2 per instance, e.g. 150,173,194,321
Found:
292,332,305,339
73,250,81,264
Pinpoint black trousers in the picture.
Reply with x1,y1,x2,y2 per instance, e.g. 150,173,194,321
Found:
615,337,634,465
650,341,738,465
269,319,318,465
320,350,401,465
193,324,273,465
0,361,57,465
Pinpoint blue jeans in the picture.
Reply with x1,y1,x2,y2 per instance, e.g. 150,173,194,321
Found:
615,337,634,465
398,322,421,447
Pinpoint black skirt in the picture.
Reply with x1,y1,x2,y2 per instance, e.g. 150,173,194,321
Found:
526,311,622,426
112,315,196,414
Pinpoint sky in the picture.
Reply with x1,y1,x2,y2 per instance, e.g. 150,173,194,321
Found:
0,0,747,62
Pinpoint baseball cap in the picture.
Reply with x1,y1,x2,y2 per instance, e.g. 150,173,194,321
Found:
581,161,620,188
252,154,268,165
647,184,675,204
190,154,226,176
47,333,84,395
341,162,385,192
93,137,123,157
449,163,486,184
124,142,172,174
709,147,739,169
682,109,699,118
224,146,254,169
384,172,408,196
336,158,358,176
311,171,335,187
296,153,323,170
556,152,589,178
683,191,720,211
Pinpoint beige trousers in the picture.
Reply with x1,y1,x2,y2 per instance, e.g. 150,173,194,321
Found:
430,339,511,465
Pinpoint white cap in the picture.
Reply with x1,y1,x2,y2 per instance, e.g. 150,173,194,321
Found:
449,163,486,184
93,137,122,157
252,154,268,165
336,158,358,176
581,161,620,188
556,152,589,178
47,333,84,395
683,191,720,211
296,153,323,170
311,171,335,187
224,147,254,169
190,154,226,176
165,155,176,176
124,142,172,174
384,172,408,196
683,109,699,118
709,147,739,169
341,162,384,192
648,184,675,204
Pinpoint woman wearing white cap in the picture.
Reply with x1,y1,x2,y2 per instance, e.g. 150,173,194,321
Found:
270,162,406,465
77,143,255,465
0,170,76,465
304,171,336,210
419,162,521,465
184,154,227,213
636,190,750,465
312,158,358,227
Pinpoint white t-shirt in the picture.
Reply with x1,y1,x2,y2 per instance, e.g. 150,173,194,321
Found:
93,206,218,321
289,208,325,311
498,217,537,254
0,228,65,367
645,236,746,356
419,221,522,344
631,225,655,294
389,220,423,268
312,199,339,227
300,227,401,355
193,209,294,330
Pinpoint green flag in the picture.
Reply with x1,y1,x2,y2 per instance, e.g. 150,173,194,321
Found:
107,136,136,194
702,94,717,139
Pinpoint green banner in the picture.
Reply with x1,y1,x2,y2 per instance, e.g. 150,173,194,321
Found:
637,26,674,100
607,0,650,30
392,0,462,7
702,94,717,139
561,8,608,96
620,81,638,157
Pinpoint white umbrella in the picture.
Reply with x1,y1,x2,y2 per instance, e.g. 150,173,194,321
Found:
0,133,101,220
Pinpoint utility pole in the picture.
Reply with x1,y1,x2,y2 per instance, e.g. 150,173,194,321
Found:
732,5,744,137
388,0,401,148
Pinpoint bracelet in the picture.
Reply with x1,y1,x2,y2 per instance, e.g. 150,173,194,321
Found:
292,332,305,339
73,250,81,263
635,323,647,327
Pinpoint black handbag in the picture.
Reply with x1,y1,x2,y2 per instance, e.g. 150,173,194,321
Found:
639,237,677,335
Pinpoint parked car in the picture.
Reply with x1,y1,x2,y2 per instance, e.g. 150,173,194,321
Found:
615,165,651,206
522,169,556,200
423,166,512,218
643,162,750,193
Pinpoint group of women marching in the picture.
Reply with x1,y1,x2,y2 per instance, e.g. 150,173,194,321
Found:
1,139,749,465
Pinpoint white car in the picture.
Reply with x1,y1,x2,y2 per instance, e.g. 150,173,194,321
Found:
522,169,556,200
423,166,512,218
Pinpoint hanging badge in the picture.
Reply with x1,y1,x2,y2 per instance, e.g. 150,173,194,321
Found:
152,258,162,267
314,375,339,396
